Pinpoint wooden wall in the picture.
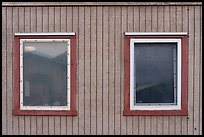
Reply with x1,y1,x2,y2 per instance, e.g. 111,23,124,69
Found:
2,4,202,135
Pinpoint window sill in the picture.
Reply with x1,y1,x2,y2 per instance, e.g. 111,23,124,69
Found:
13,109,77,116
123,109,188,116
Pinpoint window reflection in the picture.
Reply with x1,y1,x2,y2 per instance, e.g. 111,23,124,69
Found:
134,43,177,104
23,42,67,106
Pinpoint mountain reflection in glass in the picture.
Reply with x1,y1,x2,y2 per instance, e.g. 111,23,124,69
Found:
134,43,177,105
23,42,67,106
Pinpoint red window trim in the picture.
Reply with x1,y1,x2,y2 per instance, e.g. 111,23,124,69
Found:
13,35,77,116
123,35,188,116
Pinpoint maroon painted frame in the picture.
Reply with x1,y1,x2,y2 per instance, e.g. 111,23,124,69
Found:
123,35,188,116
13,35,77,116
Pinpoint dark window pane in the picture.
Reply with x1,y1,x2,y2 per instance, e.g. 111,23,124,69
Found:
134,43,177,104
23,42,67,106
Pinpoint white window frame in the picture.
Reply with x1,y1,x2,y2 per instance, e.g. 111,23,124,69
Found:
20,39,71,110
130,38,182,110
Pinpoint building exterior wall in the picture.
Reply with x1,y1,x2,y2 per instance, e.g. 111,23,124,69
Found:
2,2,202,135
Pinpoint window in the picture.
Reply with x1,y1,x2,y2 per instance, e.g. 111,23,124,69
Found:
13,33,77,116
123,32,188,116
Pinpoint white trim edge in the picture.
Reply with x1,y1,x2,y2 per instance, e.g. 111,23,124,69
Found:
125,32,187,36
15,32,75,36
20,38,71,111
130,38,182,110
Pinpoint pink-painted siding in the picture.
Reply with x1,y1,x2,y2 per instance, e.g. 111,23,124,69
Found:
2,3,202,135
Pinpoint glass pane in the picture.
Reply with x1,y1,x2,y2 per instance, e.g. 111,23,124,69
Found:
23,41,67,106
134,43,177,104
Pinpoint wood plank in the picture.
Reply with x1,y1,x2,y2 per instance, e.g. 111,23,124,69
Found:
199,6,202,135
42,6,49,135
150,117,157,135
187,6,195,135
157,6,164,32
54,6,61,31
121,7,127,135
2,7,7,135
181,6,188,135
193,6,201,135
66,7,73,135
170,6,176,31
60,6,67,32
157,6,164,135
139,117,145,135
47,6,55,135
31,6,37,31
59,6,69,135
42,7,49,32
145,6,151,32
30,99,37,135
175,5,183,135
36,117,42,135
163,116,169,135
169,5,176,135
157,116,163,135
48,116,54,135
164,6,170,32
176,6,182,32
48,6,55,31
139,6,146,32
151,6,158,32
133,6,139,32
108,6,115,135
114,6,121,135
24,6,31,135
156,6,164,135
36,6,43,32
138,6,146,135
151,6,157,32
72,6,79,135
30,7,37,135
53,6,61,135
6,7,13,135
163,6,170,135
132,6,140,135
96,6,103,135
90,6,97,135
84,6,91,135
66,117,72,135
78,6,85,135
17,27,25,135
150,6,158,135
120,6,127,135
60,116,67,135
127,6,134,135
67,6,73,32
12,6,20,135
42,117,48,135
102,6,109,135
36,6,43,135
144,116,151,135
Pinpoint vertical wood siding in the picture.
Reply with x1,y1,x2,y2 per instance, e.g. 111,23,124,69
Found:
2,5,202,135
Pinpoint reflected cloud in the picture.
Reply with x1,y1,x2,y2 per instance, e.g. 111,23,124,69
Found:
24,46,36,52
24,42,67,59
